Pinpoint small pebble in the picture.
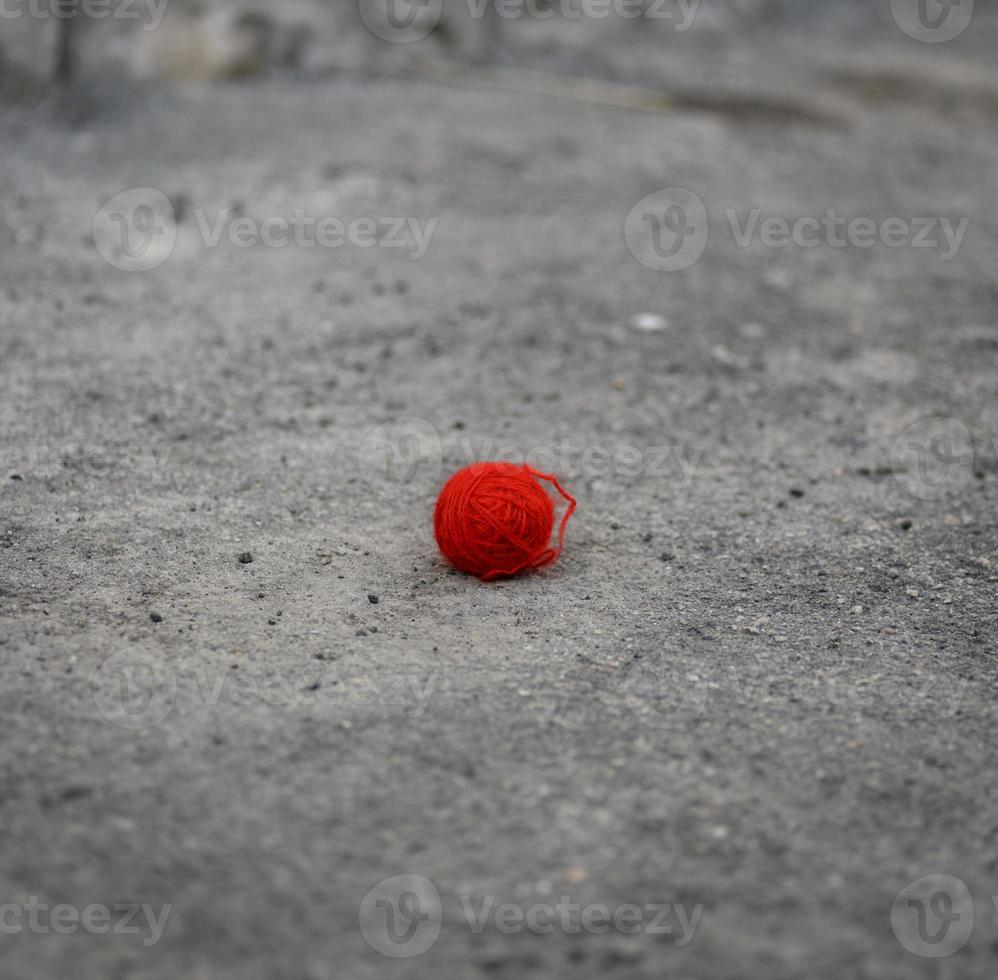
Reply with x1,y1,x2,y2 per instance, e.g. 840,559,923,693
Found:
899,518,913,530
150,612,163,623
630,312,668,332
238,552,253,564
368,594,379,604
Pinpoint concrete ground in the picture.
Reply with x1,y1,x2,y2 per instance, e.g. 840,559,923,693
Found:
1,19,997,980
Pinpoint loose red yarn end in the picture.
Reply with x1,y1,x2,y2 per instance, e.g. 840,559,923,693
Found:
433,462,577,581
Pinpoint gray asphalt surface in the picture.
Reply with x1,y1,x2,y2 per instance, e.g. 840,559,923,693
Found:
1,20,998,980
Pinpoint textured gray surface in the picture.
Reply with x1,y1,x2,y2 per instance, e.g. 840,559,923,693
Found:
1,18,998,980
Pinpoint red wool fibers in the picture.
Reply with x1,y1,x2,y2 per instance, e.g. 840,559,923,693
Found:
434,462,577,580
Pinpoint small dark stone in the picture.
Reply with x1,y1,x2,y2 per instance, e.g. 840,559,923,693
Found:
10,474,23,481
660,552,675,562
150,612,163,623
238,552,253,564
368,594,379,604
169,192,189,222
267,619,277,626
57,785,93,804
355,629,368,636
306,681,321,691
899,518,913,530
789,487,805,497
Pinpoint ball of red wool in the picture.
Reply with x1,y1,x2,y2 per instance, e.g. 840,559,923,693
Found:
434,462,577,581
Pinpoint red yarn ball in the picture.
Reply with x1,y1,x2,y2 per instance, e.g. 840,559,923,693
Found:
434,462,577,581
